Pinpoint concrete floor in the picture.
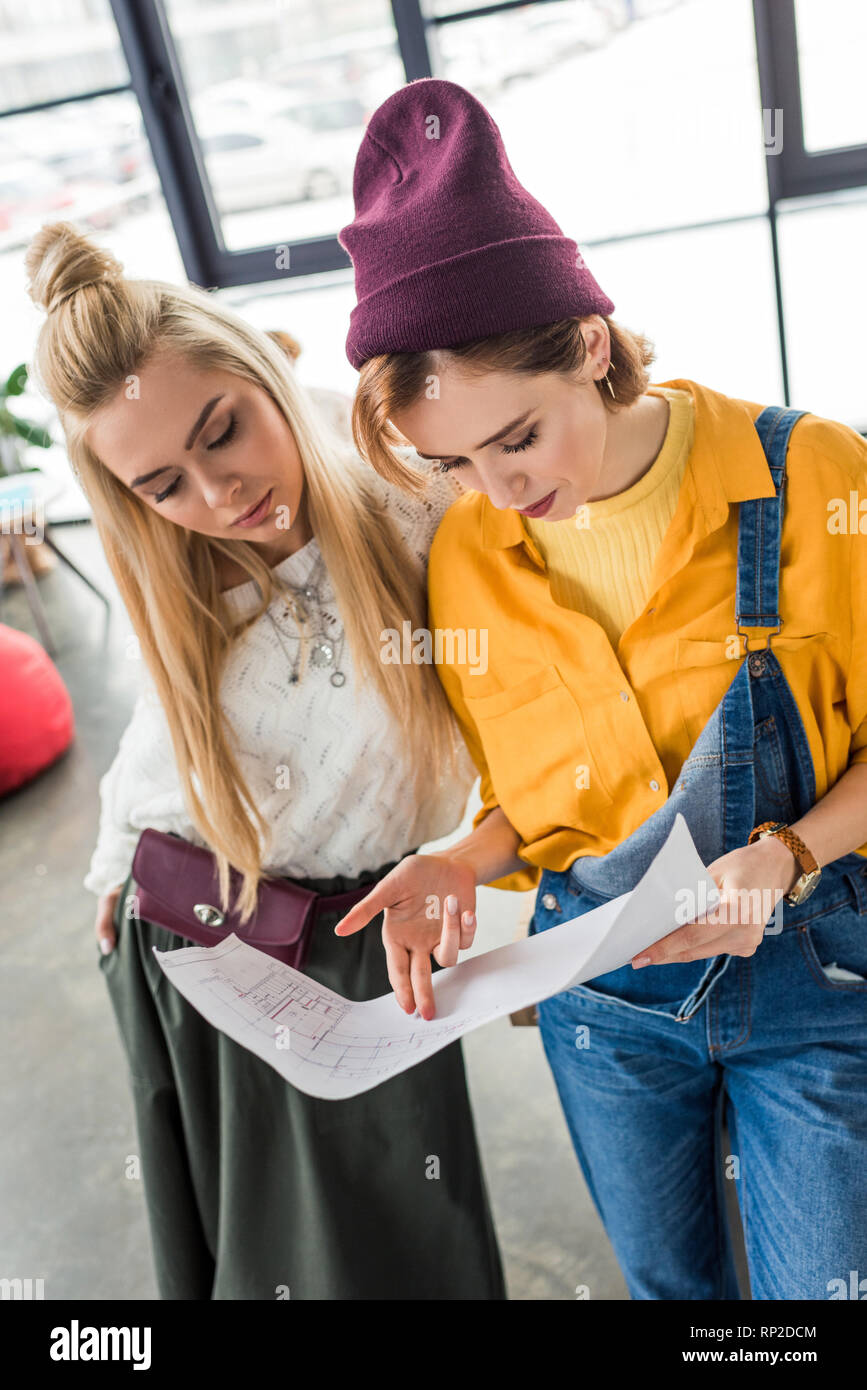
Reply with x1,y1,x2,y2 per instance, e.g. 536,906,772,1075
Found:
0,523,749,1300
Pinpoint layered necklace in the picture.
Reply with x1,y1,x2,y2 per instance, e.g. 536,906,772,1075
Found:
264,551,347,688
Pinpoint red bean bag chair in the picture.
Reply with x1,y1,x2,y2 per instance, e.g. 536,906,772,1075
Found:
0,622,74,795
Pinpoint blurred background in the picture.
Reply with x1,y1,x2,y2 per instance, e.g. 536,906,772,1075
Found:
1,0,865,1301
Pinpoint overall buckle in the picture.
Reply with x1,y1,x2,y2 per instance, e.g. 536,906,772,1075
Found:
737,621,781,655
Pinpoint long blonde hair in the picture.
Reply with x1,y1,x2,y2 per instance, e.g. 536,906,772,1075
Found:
24,222,460,921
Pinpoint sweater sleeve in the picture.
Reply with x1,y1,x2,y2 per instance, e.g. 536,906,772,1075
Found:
82,685,190,897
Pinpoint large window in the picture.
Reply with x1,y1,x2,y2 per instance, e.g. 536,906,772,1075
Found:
435,0,768,240
162,0,404,250
795,0,867,152
0,2,185,519
2,0,866,423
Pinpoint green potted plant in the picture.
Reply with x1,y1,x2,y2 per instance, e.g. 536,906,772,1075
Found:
0,362,52,470
0,362,56,582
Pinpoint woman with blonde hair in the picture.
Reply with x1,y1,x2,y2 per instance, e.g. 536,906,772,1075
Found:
335,79,867,1301
24,220,505,1300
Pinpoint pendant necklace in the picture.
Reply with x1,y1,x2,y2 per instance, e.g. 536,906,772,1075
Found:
264,552,347,688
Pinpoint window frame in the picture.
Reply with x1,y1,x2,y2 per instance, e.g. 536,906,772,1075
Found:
753,0,867,201
2,0,865,413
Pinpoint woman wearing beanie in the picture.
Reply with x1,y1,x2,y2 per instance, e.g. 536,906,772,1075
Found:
24,221,505,1300
336,78,867,1301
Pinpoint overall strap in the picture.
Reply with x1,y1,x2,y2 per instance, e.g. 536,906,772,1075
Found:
735,406,808,639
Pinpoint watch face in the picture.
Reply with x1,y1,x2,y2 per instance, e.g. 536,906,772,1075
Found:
788,871,820,905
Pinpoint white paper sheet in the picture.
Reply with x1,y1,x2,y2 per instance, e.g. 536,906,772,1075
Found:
153,812,720,1099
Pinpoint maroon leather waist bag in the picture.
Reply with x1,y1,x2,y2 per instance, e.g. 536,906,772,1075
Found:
130,828,375,971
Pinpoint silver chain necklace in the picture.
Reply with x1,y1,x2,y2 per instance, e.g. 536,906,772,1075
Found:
264,552,347,688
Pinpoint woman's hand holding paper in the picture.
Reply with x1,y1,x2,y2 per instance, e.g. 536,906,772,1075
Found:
631,836,798,968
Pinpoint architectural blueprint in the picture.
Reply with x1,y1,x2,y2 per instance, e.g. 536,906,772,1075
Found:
153,813,720,1099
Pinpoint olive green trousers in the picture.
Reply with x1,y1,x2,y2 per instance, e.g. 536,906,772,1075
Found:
99,859,506,1300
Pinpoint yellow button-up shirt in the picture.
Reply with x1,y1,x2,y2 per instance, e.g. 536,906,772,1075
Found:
428,377,867,890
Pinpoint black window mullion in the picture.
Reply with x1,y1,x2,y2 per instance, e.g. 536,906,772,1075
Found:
0,86,133,121
106,0,436,290
108,0,222,287
391,0,434,81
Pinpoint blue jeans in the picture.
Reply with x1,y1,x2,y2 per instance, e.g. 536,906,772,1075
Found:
528,405,867,1300
530,864,867,1300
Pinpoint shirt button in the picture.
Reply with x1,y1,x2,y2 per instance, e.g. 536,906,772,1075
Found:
541,892,560,911
649,779,660,791
619,690,629,702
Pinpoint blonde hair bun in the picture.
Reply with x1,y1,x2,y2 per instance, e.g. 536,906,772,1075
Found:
24,220,125,316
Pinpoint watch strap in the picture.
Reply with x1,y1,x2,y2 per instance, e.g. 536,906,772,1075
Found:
748,820,820,905
748,821,818,875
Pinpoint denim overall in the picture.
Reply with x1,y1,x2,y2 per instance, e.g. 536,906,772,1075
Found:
529,407,867,1301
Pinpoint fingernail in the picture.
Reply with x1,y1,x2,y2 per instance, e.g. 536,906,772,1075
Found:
462,910,475,927
100,938,113,955
632,955,651,969
445,895,458,915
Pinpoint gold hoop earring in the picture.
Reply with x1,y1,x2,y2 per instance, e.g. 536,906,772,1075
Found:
603,361,616,399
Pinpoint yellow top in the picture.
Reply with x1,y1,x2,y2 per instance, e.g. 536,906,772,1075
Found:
427,377,867,890
525,386,694,647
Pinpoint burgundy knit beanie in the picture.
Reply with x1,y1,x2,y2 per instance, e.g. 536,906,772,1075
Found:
338,77,614,370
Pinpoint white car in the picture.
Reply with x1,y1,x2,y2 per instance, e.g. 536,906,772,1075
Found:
192,90,366,212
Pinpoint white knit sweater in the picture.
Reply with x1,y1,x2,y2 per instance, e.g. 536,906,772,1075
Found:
83,416,474,897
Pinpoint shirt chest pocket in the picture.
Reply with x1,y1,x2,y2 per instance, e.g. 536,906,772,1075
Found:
674,633,833,749
463,665,615,843
674,638,744,748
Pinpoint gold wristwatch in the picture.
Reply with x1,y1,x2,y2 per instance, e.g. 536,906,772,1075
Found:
747,821,821,905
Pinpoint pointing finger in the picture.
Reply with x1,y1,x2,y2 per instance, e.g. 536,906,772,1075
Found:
334,881,393,936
